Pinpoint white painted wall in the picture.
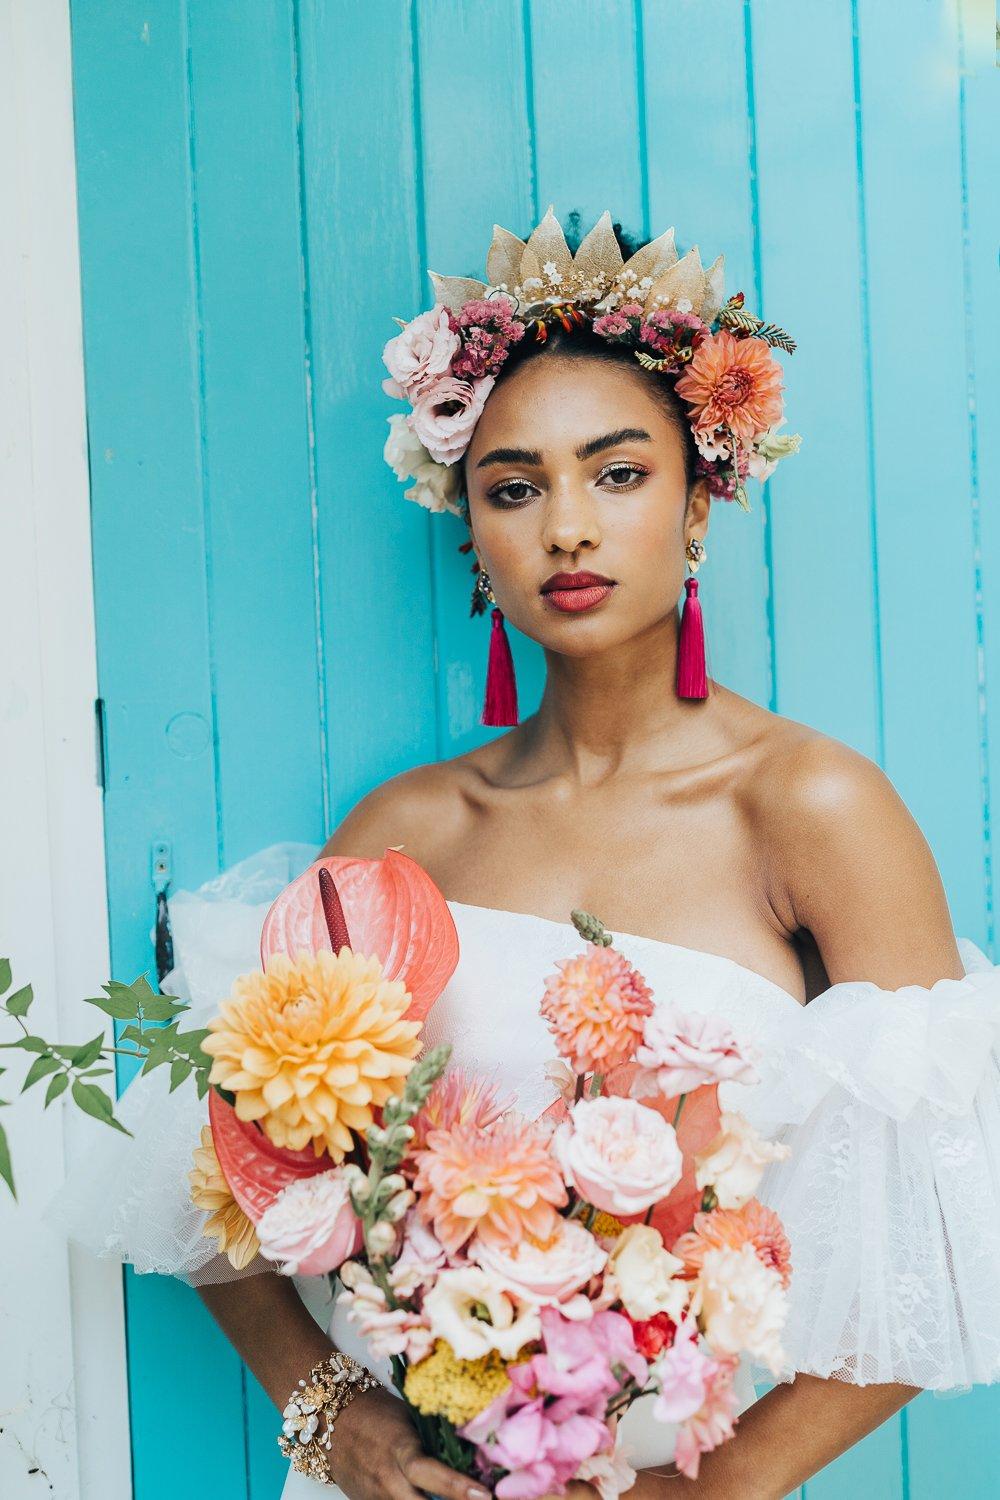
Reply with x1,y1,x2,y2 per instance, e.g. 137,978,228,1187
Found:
0,2,132,1496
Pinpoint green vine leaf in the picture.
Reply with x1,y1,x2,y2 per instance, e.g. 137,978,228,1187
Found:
0,1119,14,1198
45,1072,69,1107
0,959,11,997
21,1054,61,1092
69,1033,105,1069
5,985,34,1018
71,1079,131,1136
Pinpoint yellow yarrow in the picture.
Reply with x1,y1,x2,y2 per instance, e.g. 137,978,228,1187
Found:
591,1210,626,1239
403,1340,512,1427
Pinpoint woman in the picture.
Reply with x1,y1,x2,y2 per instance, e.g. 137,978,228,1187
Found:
49,210,1000,1498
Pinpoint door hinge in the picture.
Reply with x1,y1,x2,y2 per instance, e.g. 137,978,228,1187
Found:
94,697,107,790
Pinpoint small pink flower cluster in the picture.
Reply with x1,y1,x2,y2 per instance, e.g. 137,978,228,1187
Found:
449,297,526,380
459,1304,648,1499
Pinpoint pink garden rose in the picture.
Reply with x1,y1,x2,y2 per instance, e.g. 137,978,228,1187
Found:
471,1215,608,1318
407,373,495,464
631,1006,761,1098
256,1168,362,1276
551,1095,683,1217
381,306,460,399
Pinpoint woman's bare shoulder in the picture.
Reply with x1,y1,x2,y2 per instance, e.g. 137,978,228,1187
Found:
318,747,489,864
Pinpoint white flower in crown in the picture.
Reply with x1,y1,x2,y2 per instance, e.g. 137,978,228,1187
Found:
383,413,463,516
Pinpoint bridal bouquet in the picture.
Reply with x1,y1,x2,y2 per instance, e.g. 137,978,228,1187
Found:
184,851,794,1495
4,847,794,1495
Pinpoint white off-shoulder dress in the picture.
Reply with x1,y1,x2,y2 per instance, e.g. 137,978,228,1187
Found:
43,843,1000,1496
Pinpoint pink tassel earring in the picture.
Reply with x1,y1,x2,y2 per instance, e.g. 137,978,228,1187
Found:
475,567,519,726
677,537,709,699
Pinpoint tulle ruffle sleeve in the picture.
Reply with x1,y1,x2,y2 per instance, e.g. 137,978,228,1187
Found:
741,937,1000,1395
41,842,321,1288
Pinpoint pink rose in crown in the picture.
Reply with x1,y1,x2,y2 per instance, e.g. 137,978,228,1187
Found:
407,373,495,464
382,306,460,400
256,1168,363,1276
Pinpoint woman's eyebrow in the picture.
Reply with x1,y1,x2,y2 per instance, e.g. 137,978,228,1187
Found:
475,427,653,470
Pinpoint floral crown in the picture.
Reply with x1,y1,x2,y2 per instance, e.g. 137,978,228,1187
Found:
382,204,801,521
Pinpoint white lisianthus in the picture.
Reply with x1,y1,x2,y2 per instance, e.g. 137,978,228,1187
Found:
423,1266,541,1360
688,1241,788,1376
694,1111,791,1210
606,1224,690,1323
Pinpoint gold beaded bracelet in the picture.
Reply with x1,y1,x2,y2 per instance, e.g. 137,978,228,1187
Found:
277,1350,381,1484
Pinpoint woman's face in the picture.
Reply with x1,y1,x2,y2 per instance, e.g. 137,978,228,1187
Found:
464,354,711,654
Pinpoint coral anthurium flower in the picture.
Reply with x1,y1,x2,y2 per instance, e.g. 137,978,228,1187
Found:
188,1122,261,1269
674,328,784,446
202,948,422,1160
259,847,459,1023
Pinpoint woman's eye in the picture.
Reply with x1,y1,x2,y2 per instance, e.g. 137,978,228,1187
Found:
489,479,536,507
601,463,647,488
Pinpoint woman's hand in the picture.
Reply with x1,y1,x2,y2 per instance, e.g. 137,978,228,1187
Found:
325,1384,492,1499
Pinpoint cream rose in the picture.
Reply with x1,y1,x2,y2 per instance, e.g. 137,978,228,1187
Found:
256,1169,362,1276
606,1224,690,1323
407,374,495,464
382,305,460,398
551,1095,683,1217
694,1110,791,1210
471,1216,607,1318
423,1265,541,1360
688,1241,788,1376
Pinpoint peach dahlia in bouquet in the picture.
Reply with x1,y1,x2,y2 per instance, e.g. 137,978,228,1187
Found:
172,851,797,1495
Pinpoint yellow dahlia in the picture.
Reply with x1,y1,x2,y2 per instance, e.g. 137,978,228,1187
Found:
189,1123,261,1269
540,943,654,1073
403,1339,512,1426
202,948,422,1159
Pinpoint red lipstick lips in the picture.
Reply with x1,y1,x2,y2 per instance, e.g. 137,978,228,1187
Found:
540,570,617,614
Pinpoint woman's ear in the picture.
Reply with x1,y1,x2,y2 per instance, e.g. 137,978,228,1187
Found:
686,476,712,538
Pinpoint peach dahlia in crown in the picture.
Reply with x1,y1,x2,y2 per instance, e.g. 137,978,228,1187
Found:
177,849,795,1493
381,204,802,518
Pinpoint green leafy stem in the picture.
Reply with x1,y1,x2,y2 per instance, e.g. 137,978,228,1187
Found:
0,957,212,1200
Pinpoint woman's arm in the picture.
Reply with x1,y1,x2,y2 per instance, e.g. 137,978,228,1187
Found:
628,737,963,1497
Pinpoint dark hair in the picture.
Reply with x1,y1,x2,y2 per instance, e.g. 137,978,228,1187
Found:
459,212,700,515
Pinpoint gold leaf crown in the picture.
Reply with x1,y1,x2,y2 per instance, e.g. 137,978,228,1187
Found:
427,203,727,324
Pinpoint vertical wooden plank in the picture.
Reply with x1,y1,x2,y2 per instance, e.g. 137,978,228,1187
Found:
642,0,772,711
68,3,248,1495
184,0,326,865
297,0,439,823
750,0,881,753
529,0,644,231
415,0,537,752
961,0,999,962
855,0,986,939
904,3,1000,1491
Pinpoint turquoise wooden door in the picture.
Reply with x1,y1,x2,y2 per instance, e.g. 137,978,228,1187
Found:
69,1,999,1495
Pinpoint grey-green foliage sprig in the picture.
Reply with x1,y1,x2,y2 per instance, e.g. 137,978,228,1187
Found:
0,958,213,1199
570,909,613,947
343,1043,452,1284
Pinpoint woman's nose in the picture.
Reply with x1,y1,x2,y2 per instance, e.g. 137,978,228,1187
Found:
539,485,601,554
